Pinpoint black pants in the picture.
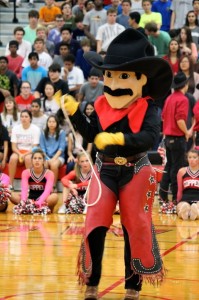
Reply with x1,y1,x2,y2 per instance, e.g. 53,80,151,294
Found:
159,136,186,201
87,226,142,291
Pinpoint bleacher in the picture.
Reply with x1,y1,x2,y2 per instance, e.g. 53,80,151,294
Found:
0,1,43,55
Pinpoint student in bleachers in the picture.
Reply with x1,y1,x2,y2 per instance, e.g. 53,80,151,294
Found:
144,21,171,57
40,115,67,192
6,41,23,80
54,26,81,57
116,0,131,29
85,0,95,12
5,27,32,62
33,38,53,70
1,96,20,138
77,67,104,107
185,10,199,52
22,52,48,92
61,54,84,98
151,0,172,32
10,149,58,212
53,42,71,67
170,0,192,30
0,115,9,171
23,10,40,45
75,38,92,80
15,81,35,112
61,2,76,30
42,82,60,115
36,26,55,57
72,0,86,19
47,13,65,45
83,0,107,50
8,110,41,189
39,0,61,27
179,54,199,101
178,26,198,63
131,0,143,14
34,63,69,98
58,151,92,214
31,99,48,131
0,56,19,112
96,8,125,53
72,15,86,42
139,0,162,29
162,38,181,75
128,11,147,37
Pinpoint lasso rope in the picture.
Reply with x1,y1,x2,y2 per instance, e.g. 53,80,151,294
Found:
60,95,102,207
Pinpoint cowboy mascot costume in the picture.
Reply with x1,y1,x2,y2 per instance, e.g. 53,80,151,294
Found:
64,29,173,300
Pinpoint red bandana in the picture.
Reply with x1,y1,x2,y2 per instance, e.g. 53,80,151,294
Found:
94,95,150,133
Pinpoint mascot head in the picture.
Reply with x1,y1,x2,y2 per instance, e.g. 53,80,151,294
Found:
84,29,173,109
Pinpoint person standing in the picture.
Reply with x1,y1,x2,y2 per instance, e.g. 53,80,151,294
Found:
63,29,172,300
159,72,192,204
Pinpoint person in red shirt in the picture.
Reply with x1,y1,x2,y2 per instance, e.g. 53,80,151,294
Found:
6,41,23,80
160,72,193,204
162,38,181,75
15,81,35,112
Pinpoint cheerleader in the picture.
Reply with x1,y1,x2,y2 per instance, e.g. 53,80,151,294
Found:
58,152,92,214
11,149,58,213
177,149,199,220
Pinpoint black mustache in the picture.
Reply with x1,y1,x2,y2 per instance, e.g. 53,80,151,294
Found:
104,85,133,96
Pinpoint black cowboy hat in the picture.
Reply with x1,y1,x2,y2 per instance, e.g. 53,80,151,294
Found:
171,72,189,89
84,29,173,100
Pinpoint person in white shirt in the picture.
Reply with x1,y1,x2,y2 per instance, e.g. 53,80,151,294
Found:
61,54,84,98
8,110,41,188
23,38,53,70
5,27,32,62
31,99,48,131
96,7,125,52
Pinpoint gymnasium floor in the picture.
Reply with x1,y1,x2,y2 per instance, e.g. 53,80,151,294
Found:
0,197,198,300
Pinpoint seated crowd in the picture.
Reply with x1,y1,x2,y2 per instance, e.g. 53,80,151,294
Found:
1,0,199,218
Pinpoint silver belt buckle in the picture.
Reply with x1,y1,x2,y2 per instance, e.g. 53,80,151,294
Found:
114,156,127,165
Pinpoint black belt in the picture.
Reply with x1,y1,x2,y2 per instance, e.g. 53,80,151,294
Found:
98,152,147,165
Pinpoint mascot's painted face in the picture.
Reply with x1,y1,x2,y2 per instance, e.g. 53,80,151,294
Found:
104,70,147,109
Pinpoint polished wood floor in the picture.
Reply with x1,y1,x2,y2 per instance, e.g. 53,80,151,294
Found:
0,196,198,300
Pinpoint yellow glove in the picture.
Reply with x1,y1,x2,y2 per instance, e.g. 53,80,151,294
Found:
94,132,125,150
63,94,79,116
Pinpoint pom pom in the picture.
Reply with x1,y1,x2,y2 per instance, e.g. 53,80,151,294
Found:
159,201,176,214
65,194,85,214
13,199,51,215
0,185,11,205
